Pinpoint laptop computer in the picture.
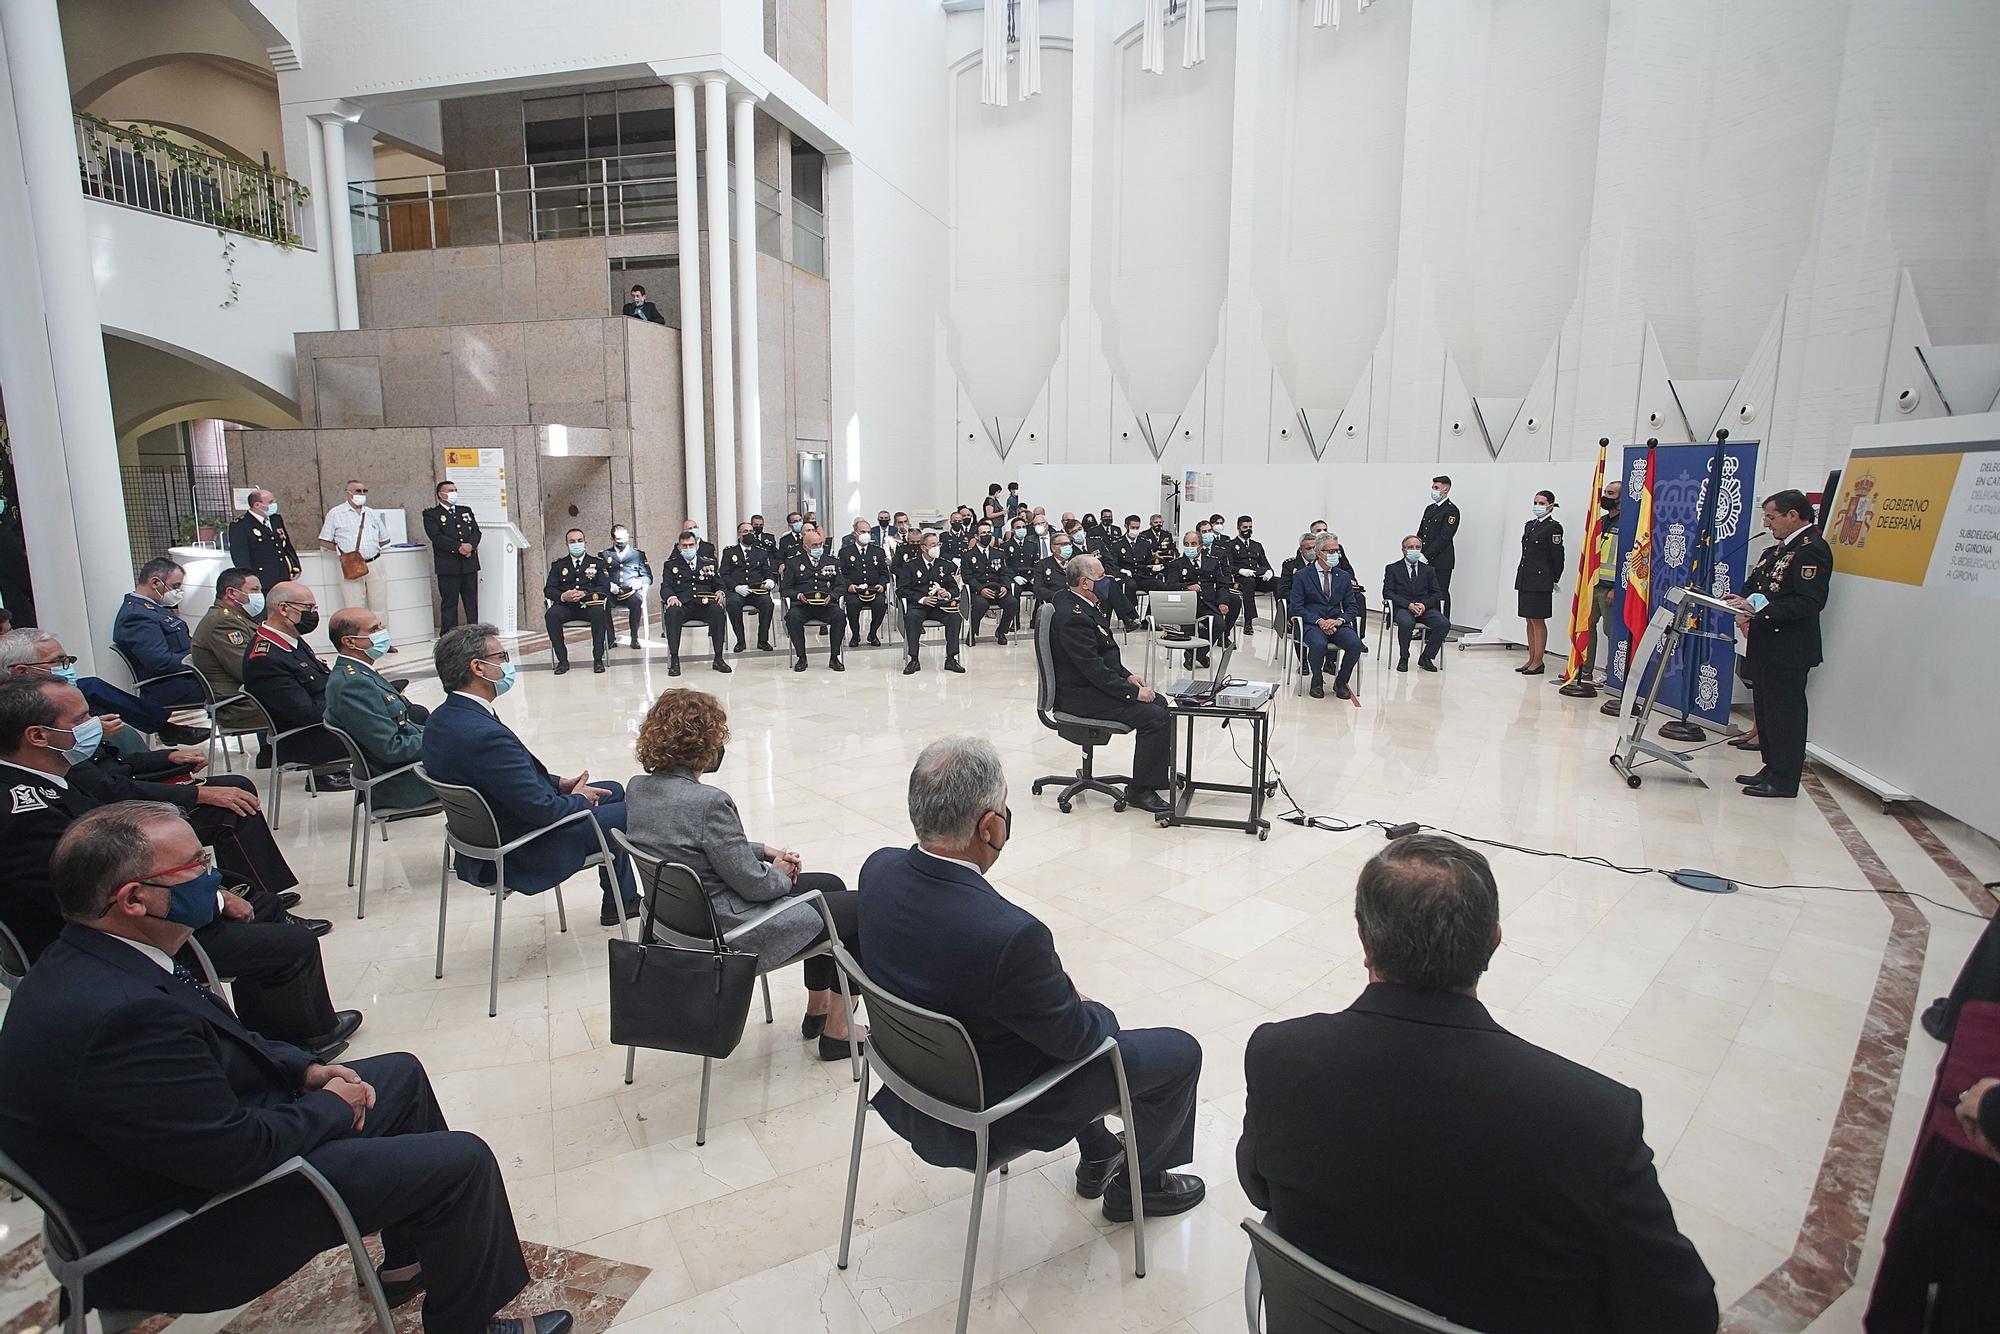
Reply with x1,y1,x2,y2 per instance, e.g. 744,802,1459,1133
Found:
1148,590,1199,628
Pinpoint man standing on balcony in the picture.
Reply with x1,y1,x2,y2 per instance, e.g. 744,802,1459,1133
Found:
226,489,301,604
318,480,390,613
622,284,666,325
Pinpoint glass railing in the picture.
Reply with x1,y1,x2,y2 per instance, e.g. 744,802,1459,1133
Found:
74,114,307,246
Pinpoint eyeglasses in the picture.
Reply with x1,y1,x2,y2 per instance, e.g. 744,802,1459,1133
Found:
33,655,79,669
477,651,512,664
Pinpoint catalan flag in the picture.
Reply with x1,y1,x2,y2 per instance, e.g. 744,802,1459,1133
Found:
1560,442,1608,686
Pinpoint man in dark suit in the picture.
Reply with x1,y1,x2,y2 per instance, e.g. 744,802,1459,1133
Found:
602,524,651,649
858,736,1203,1223
242,582,352,783
658,529,731,676
0,680,356,1054
1381,536,1449,672
621,283,666,324
1724,490,1833,800
1238,834,1716,1334
111,558,212,734
227,489,302,598
1417,474,1461,623
1048,554,1170,814
422,480,482,632
1290,535,1366,699
0,801,569,1334
422,623,637,925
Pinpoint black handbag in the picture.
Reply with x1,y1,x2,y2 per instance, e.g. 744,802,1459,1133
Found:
607,923,758,1060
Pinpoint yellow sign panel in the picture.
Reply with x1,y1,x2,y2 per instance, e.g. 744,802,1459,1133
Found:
1825,451,1964,585
442,448,481,468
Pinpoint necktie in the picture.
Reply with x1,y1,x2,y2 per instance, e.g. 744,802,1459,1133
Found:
171,959,233,1014
1322,570,1330,600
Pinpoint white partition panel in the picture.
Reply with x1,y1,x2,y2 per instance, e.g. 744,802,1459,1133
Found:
1015,464,1162,526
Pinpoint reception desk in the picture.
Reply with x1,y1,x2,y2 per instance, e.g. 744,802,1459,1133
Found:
168,544,436,658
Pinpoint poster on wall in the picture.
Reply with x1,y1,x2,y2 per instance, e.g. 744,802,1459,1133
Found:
1183,468,1215,509
1604,440,1760,726
1823,440,2000,598
442,448,509,526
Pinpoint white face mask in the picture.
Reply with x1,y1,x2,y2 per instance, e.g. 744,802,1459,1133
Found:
161,585,185,608
855,532,870,545
350,493,367,508
441,492,457,507
1405,549,1423,563
925,546,942,561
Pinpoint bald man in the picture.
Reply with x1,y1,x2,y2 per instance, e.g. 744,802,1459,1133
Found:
241,582,350,779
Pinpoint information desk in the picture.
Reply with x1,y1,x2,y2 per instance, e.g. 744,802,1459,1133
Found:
1157,697,1275,839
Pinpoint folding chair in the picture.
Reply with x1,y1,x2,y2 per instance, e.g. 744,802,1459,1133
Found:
1242,1217,1485,1333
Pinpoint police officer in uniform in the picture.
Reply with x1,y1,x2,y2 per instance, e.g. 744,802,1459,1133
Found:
1047,554,1172,814
543,528,613,675
421,480,482,632
225,489,301,601
1135,514,1177,592
659,530,732,677
777,512,808,563
780,525,847,672
1170,523,1242,653
1417,474,1461,623
242,582,352,782
1032,535,1074,609
676,518,717,562
963,521,1020,647
602,524,652,648
1514,491,1563,675
1724,490,1832,800
898,532,965,675
1229,515,1277,635
721,522,777,652
747,514,777,553
838,519,892,648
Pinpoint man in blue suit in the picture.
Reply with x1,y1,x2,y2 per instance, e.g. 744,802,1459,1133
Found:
111,557,212,743
421,623,637,926
857,736,1205,1223
1289,534,1366,699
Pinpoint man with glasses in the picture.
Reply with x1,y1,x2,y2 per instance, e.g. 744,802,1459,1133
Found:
242,582,352,785
0,625,177,750
111,557,212,744
0,680,358,1053
319,479,391,612
326,607,433,814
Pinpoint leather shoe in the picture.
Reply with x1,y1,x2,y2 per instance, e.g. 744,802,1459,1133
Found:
1074,1140,1125,1199
801,1012,827,1041
159,721,211,745
1921,998,1952,1042
1727,735,1762,750
867,634,881,647
668,661,682,677
1101,1169,1205,1223
944,659,966,674
1735,770,1767,785
552,662,570,676
792,656,808,672
313,771,353,792
830,658,845,672
1742,781,1797,799
593,661,606,674
1123,786,1170,815
712,658,733,674
903,660,920,675
286,913,333,937
307,1010,363,1061
1396,656,1409,672
817,1033,860,1062
600,899,642,928
1309,681,1325,698
1419,658,1439,672
487,1313,573,1334
276,890,302,910
376,1265,425,1307
1333,683,1351,700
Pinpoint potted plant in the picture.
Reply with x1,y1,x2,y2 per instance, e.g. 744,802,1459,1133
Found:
177,515,223,548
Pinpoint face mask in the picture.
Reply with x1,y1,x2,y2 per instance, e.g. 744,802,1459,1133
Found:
0,497,8,516
1034,523,1046,534
243,592,265,617
569,542,587,557
978,534,992,545
1092,577,1113,601
877,516,889,526
350,494,367,508
363,628,393,659
49,662,79,685
1200,531,1216,546
614,536,629,548
808,545,825,559
1151,521,1164,531
441,492,457,507
681,547,697,562
1320,553,1337,569
144,867,223,929
791,521,804,534
1184,546,1199,558
1240,529,1252,540
161,587,185,608
1405,550,1423,564
705,744,726,775
752,522,765,532
686,526,701,540
265,499,279,515
737,533,752,546
1127,526,1140,536
925,547,941,561
46,716,104,765
855,532,871,545
1532,504,1549,519
482,659,517,696
294,607,321,635
1058,545,1073,559
1430,488,1443,503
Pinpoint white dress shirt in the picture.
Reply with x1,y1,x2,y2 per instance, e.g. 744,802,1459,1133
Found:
320,502,388,561
109,933,177,974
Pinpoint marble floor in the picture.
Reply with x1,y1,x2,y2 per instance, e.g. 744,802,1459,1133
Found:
2,622,1995,1334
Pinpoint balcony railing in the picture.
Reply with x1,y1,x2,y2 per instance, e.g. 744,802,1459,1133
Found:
350,152,685,253
73,114,307,246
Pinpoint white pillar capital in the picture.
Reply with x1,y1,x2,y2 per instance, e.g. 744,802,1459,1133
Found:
730,88,757,108
667,73,702,91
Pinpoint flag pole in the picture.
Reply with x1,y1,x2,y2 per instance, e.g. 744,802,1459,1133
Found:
1558,438,1610,697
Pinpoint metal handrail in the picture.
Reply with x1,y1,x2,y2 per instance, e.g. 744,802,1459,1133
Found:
350,152,691,252
73,114,306,246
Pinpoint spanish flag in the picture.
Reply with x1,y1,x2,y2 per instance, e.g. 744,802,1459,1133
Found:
1622,443,1657,645
1559,442,1608,686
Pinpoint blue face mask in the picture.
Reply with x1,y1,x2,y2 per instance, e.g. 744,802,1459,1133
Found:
47,716,103,765
266,499,279,515
808,545,825,559
1430,488,1443,504
569,542,587,557
791,521,804,534
484,660,516,696
145,867,223,929
1200,531,1216,546
681,547,697,562
1405,550,1424,564
49,662,79,686
1057,545,1073,559
1092,576,1113,600
1532,504,1549,519
243,592,265,617
365,628,393,659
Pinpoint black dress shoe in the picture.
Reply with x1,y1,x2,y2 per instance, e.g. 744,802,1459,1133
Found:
553,663,570,676
1123,787,1170,815
1419,658,1439,672
995,633,1008,646
867,634,881,647
377,1265,425,1307
1333,683,1351,700
254,750,274,769
314,771,354,792
1517,664,1545,675
593,661,606,674
712,658,733,674
1309,681,1325,698
487,1313,573,1334
277,890,302,910
159,722,211,745
830,658,845,672
1074,1141,1125,1199
1736,771,1768,786
286,913,333,937
944,659,966,674
668,661,682,677
903,660,920,675
849,635,862,649
801,1012,827,1040
758,640,774,652
793,656,808,672
628,637,640,649
733,640,747,653
1742,782,1797,799
1396,657,1409,672
817,1033,860,1062
308,1011,364,1061
1921,997,1953,1042
967,634,979,647
1102,1170,1205,1223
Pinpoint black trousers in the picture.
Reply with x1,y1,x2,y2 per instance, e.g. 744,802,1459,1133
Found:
1060,693,1170,790
663,598,726,661
1750,660,1811,794
843,590,889,642
273,723,348,769
1432,559,1455,623
1392,607,1450,662
969,589,1018,639
1235,574,1278,629
998,1011,1201,1182
187,774,299,898
903,601,961,662
611,591,644,642
544,601,611,666
786,602,846,661
192,908,338,1045
790,873,859,992
727,590,774,648
435,571,478,632
1100,579,1141,627
87,1053,530,1334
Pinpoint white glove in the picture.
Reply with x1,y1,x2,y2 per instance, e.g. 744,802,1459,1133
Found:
1013,575,1027,587
734,584,750,597
1237,567,1254,577
761,579,776,591
1263,569,1275,580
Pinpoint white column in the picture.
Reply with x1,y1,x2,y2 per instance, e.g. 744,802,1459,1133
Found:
701,76,736,531
670,76,708,528
731,91,763,521
315,113,360,329
0,0,133,675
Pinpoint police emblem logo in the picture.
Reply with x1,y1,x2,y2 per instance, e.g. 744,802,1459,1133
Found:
1800,565,1820,581
253,526,266,537
10,783,51,814
1447,515,1457,525
586,564,599,575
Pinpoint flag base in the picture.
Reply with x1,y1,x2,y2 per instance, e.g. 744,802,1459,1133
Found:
1598,695,1623,717
1558,681,1598,698
1658,719,1707,742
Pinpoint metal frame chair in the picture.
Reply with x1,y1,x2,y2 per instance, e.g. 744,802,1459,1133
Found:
1377,593,1449,688
185,661,261,774
1140,592,1217,685
1241,1217,1484,1333
832,944,1147,1334
0,1146,395,1334
236,692,350,830
105,643,199,705
0,919,28,992
609,833,862,1142
322,722,443,919
1028,604,1133,813
416,765,626,1017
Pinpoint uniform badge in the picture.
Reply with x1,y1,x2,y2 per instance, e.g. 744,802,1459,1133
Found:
253,526,266,537
342,663,356,675
586,564,599,575
225,629,246,646
1447,516,1457,525
9,783,50,813
1800,565,1819,580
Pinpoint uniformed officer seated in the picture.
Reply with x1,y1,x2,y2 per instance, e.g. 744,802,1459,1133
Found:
780,525,847,673
838,518,892,648
191,567,271,759
1048,555,1171,814
721,522,777,652
897,533,965,676
544,528,613,675
660,530,732,677
110,557,211,744
602,525,652,649
241,582,352,788
325,606,436,815
963,520,1020,646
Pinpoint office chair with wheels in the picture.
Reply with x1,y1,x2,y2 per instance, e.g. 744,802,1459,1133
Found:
1029,604,1133,813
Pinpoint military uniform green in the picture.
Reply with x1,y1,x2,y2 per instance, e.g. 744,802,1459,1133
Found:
421,502,482,630
720,542,777,651
325,654,431,809
190,601,264,733
781,548,847,671
659,548,732,675
543,552,612,673
1739,528,1833,798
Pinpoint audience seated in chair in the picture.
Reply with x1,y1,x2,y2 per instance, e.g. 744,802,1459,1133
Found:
858,736,1204,1223
420,623,638,926
111,558,207,720
325,606,433,810
1382,537,1449,672
192,566,274,758
624,688,864,1060
0,626,184,744
1238,834,1717,1334
0,802,571,1334
241,582,353,789
1046,555,1172,816
1289,534,1366,700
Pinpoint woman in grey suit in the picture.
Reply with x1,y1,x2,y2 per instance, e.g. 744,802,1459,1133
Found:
625,689,863,1060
